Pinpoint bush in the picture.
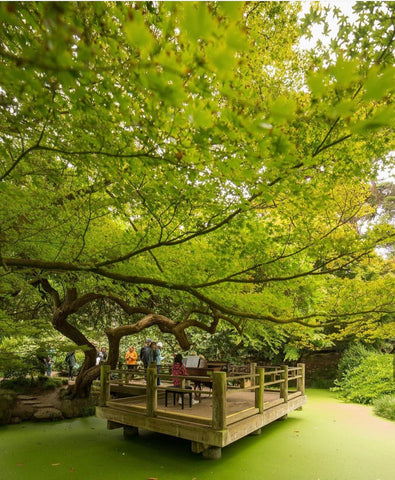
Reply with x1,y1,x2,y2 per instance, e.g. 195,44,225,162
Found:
35,375,66,390
333,351,395,404
373,395,395,421
0,377,32,392
0,375,66,393
336,343,373,380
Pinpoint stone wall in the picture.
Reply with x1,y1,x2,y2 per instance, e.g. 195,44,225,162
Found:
300,351,342,388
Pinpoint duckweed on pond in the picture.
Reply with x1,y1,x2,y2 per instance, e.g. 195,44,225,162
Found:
0,390,394,480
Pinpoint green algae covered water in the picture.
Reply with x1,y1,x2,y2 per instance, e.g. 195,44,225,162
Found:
1,389,394,480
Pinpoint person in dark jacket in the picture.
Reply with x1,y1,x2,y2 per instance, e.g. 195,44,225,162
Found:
65,351,77,381
140,338,153,372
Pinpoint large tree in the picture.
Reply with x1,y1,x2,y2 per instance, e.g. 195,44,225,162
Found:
0,2,394,397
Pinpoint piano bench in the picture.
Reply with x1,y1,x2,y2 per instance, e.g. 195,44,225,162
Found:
165,388,192,409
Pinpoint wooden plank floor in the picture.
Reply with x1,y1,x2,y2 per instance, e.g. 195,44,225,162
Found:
107,384,288,421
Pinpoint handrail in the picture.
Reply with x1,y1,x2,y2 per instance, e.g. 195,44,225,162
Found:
100,362,306,424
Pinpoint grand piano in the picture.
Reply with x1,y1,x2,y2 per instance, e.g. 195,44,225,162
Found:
184,356,228,398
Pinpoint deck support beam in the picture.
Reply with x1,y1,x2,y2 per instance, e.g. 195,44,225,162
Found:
123,426,139,438
107,420,123,430
191,441,209,454
202,446,222,459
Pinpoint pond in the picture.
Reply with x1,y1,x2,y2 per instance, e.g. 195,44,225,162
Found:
1,389,394,480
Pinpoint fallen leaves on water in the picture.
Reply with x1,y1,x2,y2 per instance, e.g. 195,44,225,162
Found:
70,467,75,472
51,463,61,466
147,477,158,480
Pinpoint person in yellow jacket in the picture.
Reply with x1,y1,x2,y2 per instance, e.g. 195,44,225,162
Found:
125,346,138,370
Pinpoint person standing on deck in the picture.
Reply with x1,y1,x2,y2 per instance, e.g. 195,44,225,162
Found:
140,338,153,375
125,346,138,370
151,342,158,371
156,342,163,385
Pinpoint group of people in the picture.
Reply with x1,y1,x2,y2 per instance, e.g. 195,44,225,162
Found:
126,340,198,404
125,338,163,385
64,340,198,406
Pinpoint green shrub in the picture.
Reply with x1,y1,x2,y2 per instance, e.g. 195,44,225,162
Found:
0,377,32,392
373,395,395,421
334,352,395,404
336,342,373,380
0,375,65,393
34,375,66,389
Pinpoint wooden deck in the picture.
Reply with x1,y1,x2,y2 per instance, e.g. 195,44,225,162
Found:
96,363,307,459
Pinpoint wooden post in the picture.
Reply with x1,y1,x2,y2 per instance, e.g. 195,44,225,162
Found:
118,367,123,386
250,362,257,387
255,367,264,413
100,364,111,406
146,363,157,417
280,365,288,404
297,363,305,395
212,371,227,430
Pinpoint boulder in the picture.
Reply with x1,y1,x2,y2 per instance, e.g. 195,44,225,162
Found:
33,407,64,421
0,390,17,425
11,403,35,421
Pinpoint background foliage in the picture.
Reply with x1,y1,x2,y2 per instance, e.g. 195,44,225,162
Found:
0,2,393,396
333,343,395,404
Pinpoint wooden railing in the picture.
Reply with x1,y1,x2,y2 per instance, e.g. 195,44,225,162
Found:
100,362,305,429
